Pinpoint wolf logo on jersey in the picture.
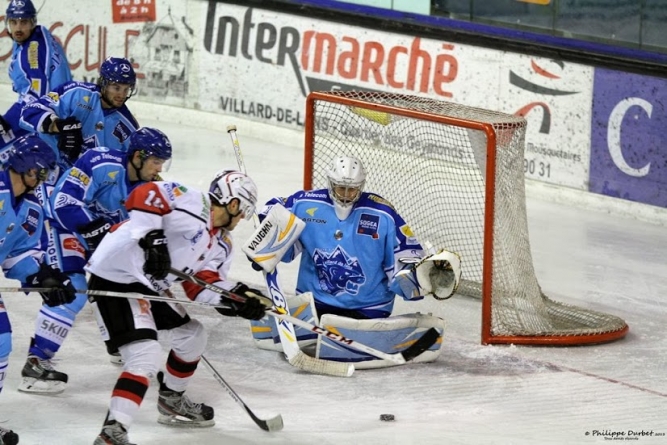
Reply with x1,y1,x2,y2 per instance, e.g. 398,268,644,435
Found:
313,246,366,296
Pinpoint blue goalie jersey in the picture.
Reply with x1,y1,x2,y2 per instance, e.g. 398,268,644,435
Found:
264,189,424,315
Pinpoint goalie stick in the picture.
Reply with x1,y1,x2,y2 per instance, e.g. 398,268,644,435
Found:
227,125,354,377
3,281,438,364
169,268,440,364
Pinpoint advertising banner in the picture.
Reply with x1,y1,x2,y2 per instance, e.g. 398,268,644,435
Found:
198,3,593,189
590,69,667,207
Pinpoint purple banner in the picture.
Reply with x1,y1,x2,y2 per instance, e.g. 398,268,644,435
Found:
590,69,667,207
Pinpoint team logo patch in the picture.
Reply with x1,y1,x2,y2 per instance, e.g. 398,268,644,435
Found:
21,208,40,236
62,236,86,257
112,121,132,142
313,246,366,296
357,213,379,239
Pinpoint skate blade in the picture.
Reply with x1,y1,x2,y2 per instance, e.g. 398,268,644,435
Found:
18,377,66,394
157,414,215,428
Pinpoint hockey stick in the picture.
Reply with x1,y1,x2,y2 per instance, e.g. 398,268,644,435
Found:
3,285,284,432
200,354,284,432
227,125,354,377
4,281,438,364
169,268,440,364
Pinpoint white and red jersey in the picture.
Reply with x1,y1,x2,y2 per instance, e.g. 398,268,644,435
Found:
85,181,238,304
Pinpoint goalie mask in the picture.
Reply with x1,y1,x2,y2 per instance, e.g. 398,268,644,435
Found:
209,170,258,221
326,156,366,220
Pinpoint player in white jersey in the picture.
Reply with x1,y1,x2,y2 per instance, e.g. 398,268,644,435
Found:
86,170,268,445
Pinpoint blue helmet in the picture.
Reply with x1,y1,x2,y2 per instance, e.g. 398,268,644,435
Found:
6,134,56,179
129,127,172,161
6,0,37,20
99,57,136,86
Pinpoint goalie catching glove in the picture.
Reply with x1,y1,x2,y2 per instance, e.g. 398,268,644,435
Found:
396,249,461,300
215,283,270,320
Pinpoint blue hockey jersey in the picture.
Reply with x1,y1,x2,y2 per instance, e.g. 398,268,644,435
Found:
263,189,424,315
0,169,45,282
19,81,138,157
50,147,145,233
9,25,71,105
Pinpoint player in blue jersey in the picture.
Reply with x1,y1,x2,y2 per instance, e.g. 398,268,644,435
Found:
248,156,459,368
16,128,172,394
0,135,76,444
0,0,71,154
19,56,139,163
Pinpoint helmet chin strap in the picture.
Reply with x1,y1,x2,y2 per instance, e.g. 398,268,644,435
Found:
20,172,37,194
130,158,144,182
219,202,242,229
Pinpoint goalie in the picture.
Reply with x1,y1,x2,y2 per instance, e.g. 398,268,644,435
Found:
245,156,461,368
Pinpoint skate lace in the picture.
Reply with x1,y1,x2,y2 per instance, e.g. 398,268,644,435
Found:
30,356,58,371
174,393,203,414
103,422,131,444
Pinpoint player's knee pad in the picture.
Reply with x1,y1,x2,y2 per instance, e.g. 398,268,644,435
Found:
249,292,319,351
120,339,162,379
0,332,12,358
169,319,207,362
316,312,445,369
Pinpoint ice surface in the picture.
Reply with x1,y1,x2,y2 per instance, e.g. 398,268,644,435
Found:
0,110,665,445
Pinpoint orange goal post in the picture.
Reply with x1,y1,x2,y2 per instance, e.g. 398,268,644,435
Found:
303,90,628,345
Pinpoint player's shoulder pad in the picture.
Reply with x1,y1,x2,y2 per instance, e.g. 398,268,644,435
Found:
59,81,95,95
297,188,329,201
358,192,396,212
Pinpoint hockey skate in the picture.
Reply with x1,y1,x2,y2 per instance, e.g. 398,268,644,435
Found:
18,356,68,394
0,426,18,445
108,352,123,365
93,420,135,445
157,388,215,428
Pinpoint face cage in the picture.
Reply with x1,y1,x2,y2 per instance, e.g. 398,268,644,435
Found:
329,180,364,207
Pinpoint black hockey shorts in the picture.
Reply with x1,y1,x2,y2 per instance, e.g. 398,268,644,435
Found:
88,274,191,352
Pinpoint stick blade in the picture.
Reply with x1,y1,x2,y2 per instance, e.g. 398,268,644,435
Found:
288,351,355,377
252,412,284,432
401,327,440,362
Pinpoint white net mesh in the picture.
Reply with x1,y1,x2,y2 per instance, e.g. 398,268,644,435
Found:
306,91,627,345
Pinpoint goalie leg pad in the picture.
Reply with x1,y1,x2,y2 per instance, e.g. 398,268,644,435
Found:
249,292,319,351
315,313,445,369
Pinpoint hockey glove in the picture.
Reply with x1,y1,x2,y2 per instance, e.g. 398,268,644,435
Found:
54,117,84,162
26,263,77,307
139,229,171,280
78,218,112,252
215,283,267,320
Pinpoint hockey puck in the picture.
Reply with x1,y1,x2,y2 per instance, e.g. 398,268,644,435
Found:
379,414,395,422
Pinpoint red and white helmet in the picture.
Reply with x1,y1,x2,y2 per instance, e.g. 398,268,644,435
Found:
208,170,258,220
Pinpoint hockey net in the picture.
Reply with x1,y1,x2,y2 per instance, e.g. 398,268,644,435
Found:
303,91,628,345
